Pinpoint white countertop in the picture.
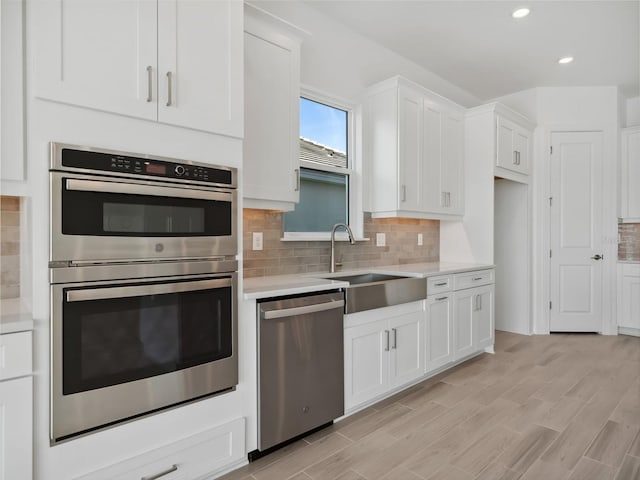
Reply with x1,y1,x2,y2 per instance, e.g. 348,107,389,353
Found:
243,262,493,300
0,298,34,334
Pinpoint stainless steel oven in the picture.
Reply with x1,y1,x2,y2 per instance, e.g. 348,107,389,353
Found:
48,144,239,443
50,143,237,264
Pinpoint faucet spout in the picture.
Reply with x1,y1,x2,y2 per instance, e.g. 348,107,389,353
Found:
330,223,356,273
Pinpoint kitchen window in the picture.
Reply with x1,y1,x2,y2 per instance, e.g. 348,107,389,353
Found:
284,94,358,238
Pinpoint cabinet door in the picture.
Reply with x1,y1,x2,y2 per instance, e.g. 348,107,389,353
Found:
344,320,389,410
474,285,495,350
398,87,423,212
426,294,454,372
422,101,443,213
621,128,640,219
442,111,464,214
388,309,424,389
453,289,476,360
157,0,242,136
513,127,531,175
243,16,300,207
0,377,32,480
620,275,640,330
33,0,157,120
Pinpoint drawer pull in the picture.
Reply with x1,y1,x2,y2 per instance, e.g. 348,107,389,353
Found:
435,296,448,301
472,277,483,281
142,464,178,480
434,282,448,286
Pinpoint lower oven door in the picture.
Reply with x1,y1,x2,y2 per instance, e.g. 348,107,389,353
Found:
50,273,238,442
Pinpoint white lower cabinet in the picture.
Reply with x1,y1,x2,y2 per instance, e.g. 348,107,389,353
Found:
425,294,454,371
344,301,424,411
453,285,494,360
0,376,32,480
618,263,640,335
75,417,245,480
0,330,33,480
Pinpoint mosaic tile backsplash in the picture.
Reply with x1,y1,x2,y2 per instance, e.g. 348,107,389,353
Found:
619,223,640,262
1,196,20,299
243,209,439,278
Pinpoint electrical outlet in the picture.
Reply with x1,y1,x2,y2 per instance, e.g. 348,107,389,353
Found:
376,232,386,247
418,233,423,246
252,232,263,251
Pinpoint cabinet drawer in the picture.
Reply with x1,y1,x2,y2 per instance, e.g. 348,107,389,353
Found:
0,331,32,381
75,417,245,480
453,269,494,290
427,275,452,295
622,264,640,277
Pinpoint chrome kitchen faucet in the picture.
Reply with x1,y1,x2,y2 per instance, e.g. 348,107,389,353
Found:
330,223,356,273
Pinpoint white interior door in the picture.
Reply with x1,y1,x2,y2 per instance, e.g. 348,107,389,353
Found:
549,132,603,332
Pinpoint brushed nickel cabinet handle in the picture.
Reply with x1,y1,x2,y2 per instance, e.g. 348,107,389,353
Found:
384,330,390,351
401,185,407,202
434,282,448,286
392,328,397,349
166,71,173,107
435,296,448,301
146,66,153,102
294,169,300,191
141,464,178,480
513,150,518,165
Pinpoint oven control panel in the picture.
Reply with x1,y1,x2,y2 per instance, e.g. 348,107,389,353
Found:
59,147,234,186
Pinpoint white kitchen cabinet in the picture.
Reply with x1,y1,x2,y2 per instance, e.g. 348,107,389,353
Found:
344,301,424,411
620,126,640,221
453,284,494,360
618,263,640,336
0,330,33,480
32,0,242,137
497,115,531,176
364,76,465,220
425,293,454,371
243,4,301,210
466,102,535,184
1,0,27,194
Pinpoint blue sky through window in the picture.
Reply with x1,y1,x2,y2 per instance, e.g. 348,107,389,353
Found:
300,98,347,154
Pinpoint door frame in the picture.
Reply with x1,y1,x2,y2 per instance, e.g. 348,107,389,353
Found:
533,124,618,335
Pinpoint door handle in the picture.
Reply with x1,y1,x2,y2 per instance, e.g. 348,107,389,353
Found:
166,71,173,106
401,185,407,202
384,330,390,351
391,328,397,349
591,254,603,260
146,66,153,102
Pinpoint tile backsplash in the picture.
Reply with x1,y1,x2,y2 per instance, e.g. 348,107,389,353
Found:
243,209,439,278
1,196,20,299
619,223,640,262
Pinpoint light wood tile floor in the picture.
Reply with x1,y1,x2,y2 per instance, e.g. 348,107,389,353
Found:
220,331,640,480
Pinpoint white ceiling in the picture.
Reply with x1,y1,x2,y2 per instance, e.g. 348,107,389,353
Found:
302,0,640,101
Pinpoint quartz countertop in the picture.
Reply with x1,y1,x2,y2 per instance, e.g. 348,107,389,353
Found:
0,298,34,334
243,262,494,300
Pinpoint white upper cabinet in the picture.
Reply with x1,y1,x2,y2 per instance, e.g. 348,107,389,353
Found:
496,115,531,176
243,4,301,210
620,126,640,221
33,0,242,137
365,76,465,220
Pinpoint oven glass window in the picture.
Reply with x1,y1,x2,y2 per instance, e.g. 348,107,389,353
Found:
62,282,233,395
62,184,231,237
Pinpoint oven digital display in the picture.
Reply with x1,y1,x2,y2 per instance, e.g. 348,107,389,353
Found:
145,163,166,175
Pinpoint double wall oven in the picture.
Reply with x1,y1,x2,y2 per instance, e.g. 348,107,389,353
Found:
49,143,238,443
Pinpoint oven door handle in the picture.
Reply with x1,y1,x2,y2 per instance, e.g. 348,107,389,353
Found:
65,178,232,202
66,278,232,302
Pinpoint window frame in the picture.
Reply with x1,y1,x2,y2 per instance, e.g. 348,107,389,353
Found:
282,87,363,241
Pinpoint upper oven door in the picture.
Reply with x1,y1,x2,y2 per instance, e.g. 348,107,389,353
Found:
50,171,237,263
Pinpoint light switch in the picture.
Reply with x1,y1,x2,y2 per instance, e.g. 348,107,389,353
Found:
418,233,423,246
252,232,263,250
376,233,386,247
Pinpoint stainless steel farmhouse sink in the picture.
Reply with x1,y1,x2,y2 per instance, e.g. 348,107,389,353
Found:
318,272,427,313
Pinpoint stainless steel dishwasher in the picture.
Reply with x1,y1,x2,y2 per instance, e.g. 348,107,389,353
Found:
256,291,345,455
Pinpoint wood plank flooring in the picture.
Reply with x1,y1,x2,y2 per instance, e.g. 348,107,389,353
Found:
220,331,640,480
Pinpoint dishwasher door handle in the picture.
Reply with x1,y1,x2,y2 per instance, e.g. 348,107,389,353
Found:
263,300,345,320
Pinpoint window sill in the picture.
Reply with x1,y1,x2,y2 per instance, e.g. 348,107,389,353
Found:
281,234,369,242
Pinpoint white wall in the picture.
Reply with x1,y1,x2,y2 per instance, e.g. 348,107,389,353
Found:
253,1,480,108
494,179,530,334
492,86,621,334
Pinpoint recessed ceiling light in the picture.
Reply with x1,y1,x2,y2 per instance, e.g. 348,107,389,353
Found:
512,8,530,18
558,56,574,64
